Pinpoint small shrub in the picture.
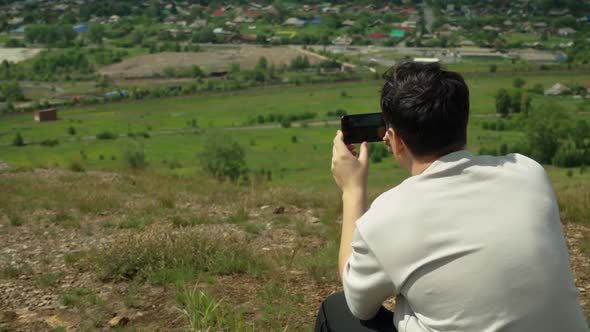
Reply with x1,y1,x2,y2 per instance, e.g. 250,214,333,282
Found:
168,159,182,170
40,138,59,147
13,132,25,146
96,131,117,140
68,126,76,135
69,161,85,172
124,145,146,170
9,213,24,226
280,119,291,128
201,136,247,182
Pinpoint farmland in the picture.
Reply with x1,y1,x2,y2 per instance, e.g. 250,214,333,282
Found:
98,45,323,78
1,71,589,186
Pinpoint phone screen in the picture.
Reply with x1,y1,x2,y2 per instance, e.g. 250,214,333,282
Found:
341,113,386,144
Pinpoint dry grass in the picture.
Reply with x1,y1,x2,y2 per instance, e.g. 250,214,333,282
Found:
557,182,590,225
88,227,268,282
1,167,588,331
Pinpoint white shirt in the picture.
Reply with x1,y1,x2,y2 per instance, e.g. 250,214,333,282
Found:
343,151,588,332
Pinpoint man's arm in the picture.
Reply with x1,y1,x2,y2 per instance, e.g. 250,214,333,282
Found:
330,130,369,279
339,190,367,279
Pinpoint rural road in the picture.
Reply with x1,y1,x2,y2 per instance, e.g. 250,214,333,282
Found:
423,1,435,34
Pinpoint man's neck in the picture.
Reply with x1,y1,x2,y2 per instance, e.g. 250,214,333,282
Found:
406,148,465,176
410,159,435,176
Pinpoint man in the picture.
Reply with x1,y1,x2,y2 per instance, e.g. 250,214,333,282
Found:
315,62,588,332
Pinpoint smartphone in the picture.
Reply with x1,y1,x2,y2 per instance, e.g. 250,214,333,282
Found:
341,112,386,144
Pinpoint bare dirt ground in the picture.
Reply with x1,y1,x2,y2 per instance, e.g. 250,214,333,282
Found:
98,46,322,78
0,168,339,331
0,169,588,330
0,48,41,64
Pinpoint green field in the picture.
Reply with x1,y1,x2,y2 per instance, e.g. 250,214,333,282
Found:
2,72,590,192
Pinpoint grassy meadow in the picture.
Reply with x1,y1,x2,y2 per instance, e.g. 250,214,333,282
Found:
1,68,590,330
1,71,589,190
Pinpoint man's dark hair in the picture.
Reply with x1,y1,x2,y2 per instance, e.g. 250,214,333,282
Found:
380,62,469,158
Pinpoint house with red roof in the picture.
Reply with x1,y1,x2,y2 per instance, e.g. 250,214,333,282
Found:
212,8,225,16
227,34,257,43
244,10,262,18
399,7,417,15
368,32,387,40
586,82,590,95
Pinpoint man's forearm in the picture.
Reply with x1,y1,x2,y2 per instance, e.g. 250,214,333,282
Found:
338,189,367,279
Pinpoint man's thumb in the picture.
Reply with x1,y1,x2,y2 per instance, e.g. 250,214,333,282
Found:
359,142,369,164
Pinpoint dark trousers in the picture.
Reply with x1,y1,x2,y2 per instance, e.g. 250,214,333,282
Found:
314,292,398,332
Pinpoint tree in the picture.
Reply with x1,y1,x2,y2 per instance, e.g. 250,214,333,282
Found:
229,63,240,74
191,65,204,78
572,120,589,149
511,90,522,114
87,24,105,45
192,27,216,43
201,136,247,182
13,132,24,146
513,77,526,89
0,81,25,102
256,33,268,46
527,103,568,164
495,88,511,117
489,64,497,73
256,56,268,70
499,143,508,155
521,92,531,115
96,75,112,91
131,30,144,45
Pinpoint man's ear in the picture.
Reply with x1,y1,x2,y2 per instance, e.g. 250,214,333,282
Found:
388,128,406,156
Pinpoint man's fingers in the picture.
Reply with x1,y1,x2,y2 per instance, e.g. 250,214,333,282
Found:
358,142,369,164
333,130,348,153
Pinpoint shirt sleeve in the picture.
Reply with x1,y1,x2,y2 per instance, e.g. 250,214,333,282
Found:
343,228,395,320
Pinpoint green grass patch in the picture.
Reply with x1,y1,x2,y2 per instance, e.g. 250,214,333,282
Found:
34,271,62,288
90,229,268,283
0,264,32,279
171,215,215,228
176,286,254,331
60,288,104,307
228,208,249,224
118,215,152,230
295,240,339,284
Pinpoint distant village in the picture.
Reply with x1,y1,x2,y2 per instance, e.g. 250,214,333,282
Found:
2,0,589,53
